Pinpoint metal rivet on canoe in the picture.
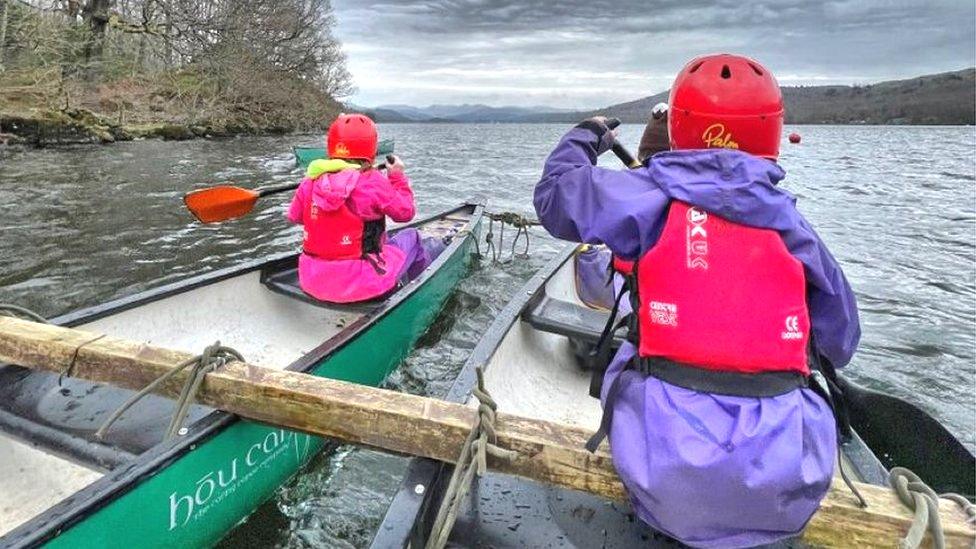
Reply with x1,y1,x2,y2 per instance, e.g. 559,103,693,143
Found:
414,484,425,495
178,427,188,436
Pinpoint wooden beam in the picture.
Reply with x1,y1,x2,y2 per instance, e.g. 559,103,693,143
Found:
0,317,971,548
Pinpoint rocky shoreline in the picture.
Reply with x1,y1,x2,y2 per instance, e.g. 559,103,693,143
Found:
0,109,295,147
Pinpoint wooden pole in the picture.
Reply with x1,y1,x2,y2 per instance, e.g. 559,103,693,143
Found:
0,317,971,548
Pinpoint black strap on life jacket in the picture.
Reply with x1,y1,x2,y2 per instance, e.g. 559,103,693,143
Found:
804,333,865,506
585,363,634,452
588,283,630,398
588,258,640,398
585,356,808,452
639,357,808,397
362,219,386,256
585,338,852,456
361,219,388,275
807,332,853,441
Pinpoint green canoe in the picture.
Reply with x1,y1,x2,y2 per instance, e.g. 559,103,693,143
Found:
293,139,396,169
0,202,483,548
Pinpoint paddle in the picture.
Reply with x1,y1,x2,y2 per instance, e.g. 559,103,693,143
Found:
836,375,975,497
600,116,976,495
604,118,641,168
183,155,395,224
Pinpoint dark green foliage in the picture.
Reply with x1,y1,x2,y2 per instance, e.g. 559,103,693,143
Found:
531,69,976,125
0,0,353,144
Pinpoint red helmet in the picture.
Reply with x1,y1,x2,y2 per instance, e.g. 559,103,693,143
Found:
668,54,784,160
327,113,378,162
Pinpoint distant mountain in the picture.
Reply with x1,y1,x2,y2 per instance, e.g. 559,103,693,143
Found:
370,108,416,123
340,103,417,123
371,103,573,123
525,68,976,125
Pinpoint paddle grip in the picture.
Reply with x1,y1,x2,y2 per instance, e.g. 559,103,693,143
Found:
603,117,640,169
375,154,397,171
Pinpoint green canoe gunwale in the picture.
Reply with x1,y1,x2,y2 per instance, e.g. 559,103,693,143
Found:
3,200,484,548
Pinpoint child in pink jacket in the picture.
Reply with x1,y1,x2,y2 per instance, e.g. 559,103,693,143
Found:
286,114,428,303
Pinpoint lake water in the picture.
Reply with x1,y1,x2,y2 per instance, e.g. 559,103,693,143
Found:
1,124,974,547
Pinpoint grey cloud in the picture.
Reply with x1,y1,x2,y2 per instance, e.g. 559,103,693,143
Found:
332,0,976,108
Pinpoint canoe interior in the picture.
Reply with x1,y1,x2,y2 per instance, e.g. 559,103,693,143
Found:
0,204,475,539
481,255,604,428
372,244,889,548
293,139,395,169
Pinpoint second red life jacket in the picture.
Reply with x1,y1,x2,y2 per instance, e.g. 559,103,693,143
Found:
635,201,810,375
611,256,634,274
303,199,382,261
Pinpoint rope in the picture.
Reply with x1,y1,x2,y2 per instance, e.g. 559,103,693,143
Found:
0,307,243,442
888,467,975,549
96,341,244,441
453,229,482,258
482,211,541,264
0,303,49,324
484,217,498,263
59,333,107,385
426,366,518,549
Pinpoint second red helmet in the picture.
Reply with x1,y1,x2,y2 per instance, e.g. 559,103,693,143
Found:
668,54,784,160
327,113,378,162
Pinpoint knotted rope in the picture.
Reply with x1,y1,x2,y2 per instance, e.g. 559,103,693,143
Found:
483,211,540,263
426,366,518,549
97,341,244,441
889,467,975,549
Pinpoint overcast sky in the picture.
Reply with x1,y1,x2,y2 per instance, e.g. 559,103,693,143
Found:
331,0,976,109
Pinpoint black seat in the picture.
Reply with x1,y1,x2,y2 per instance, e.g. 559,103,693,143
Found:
261,265,387,314
521,296,624,344
521,295,627,371
0,365,210,471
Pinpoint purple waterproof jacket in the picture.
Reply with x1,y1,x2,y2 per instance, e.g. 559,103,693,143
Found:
534,126,860,548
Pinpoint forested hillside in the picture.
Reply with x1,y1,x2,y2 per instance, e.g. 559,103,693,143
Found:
0,0,352,145
523,69,976,125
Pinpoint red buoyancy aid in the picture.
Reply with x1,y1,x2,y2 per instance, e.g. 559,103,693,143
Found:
303,199,380,261
635,201,810,375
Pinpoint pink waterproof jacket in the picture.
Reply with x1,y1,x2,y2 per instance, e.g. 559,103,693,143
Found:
287,166,415,303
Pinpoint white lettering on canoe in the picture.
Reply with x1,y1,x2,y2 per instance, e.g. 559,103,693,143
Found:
167,429,313,531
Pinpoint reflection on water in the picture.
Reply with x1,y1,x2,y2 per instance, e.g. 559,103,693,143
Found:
1,124,973,546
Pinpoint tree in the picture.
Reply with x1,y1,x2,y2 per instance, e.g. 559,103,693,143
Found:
0,0,8,73
81,0,110,70
2,0,354,132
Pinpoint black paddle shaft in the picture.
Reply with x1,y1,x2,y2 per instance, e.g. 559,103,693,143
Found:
257,181,300,198
604,118,641,169
256,157,395,198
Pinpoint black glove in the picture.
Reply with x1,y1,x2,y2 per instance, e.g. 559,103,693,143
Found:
575,117,616,155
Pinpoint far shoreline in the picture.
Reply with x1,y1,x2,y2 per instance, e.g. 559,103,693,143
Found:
2,119,972,151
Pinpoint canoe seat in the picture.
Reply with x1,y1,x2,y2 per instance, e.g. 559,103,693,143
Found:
522,296,619,344
261,266,386,313
0,365,210,471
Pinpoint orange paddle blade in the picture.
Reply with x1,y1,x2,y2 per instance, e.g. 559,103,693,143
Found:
183,186,261,223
